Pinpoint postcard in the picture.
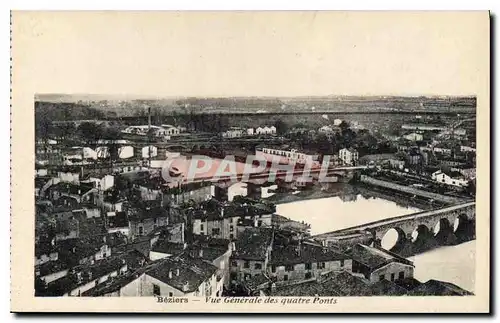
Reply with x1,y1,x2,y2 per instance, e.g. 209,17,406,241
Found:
10,11,490,313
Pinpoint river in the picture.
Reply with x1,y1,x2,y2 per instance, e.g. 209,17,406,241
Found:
274,194,475,292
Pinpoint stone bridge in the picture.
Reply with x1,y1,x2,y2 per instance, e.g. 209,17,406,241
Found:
314,201,476,255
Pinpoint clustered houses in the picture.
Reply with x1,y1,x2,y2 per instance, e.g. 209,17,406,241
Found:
221,126,277,138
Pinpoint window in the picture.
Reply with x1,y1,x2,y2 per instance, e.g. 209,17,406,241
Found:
153,284,161,296
379,274,385,281
271,265,276,273
305,263,312,270
398,271,405,280
231,260,237,267
200,224,204,231
230,226,234,232
229,234,234,240
284,275,288,281
391,273,395,282
305,272,312,279
138,226,144,236
340,260,344,267
285,265,294,272
168,292,173,297
317,262,325,269
254,263,262,270
257,221,262,227
244,261,250,268
212,228,220,235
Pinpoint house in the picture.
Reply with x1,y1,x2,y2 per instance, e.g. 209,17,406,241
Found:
221,127,244,138
333,119,343,126
267,270,373,297
81,174,115,191
82,147,98,160
46,182,96,204
431,170,469,187
460,145,476,153
268,241,352,283
96,146,110,159
338,148,359,166
403,132,424,141
255,126,277,135
117,256,220,297
127,201,169,239
350,244,414,283
118,146,134,159
230,227,274,284
161,125,181,136
318,125,334,134
246,128,255,136
42,256,129,297
191,198,276,240
107,211,130,236
141,145,158,159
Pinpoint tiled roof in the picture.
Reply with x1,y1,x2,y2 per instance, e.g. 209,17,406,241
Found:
270,243,349,266
350,244,413,271
408,279,473,296
145,256,218,293
232,228,274,261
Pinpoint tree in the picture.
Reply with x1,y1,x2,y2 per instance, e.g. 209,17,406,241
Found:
78,122,104,144
274,119,289,135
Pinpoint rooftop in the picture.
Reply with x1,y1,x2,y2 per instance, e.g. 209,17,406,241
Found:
350,244,414,271
145,256,218,293
232,227,274,261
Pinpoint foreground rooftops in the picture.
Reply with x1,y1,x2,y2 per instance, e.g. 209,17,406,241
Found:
349,244,414,271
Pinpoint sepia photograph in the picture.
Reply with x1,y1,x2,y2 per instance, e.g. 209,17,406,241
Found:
10,10,490,313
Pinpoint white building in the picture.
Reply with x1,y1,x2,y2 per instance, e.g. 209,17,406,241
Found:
431,170,469,187
338,148,359,166
255,126,277,135
118,146,134,159
403,133,423,141
142,145,158,158
161,125,181,136
96,146,110,159
222,127,244,138
333,119,343,126
247,128,255,136
83,147,98,160
117,257,220,297
318,125,334,134
256,147,320,166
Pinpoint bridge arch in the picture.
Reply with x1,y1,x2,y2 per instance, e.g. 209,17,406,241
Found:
381,227,407,252
453,213,469,233
411,224,432,244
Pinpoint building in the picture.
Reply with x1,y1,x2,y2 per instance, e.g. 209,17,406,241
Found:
230,227,274,284
127,201,169,239
268,241,352,283
431,170,469,187
255,147,320,166
255,126,277,135
338,148,359,166
350,244,414,283
221,127,244,138
117,256,220,297
246,128,255,136
161,125,181,136
401,124,447,131
333,119,343,126
403,132,424,141
141,145,158,159
118,146,134,159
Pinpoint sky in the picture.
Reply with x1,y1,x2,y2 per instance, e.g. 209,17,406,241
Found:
13,11,489,98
